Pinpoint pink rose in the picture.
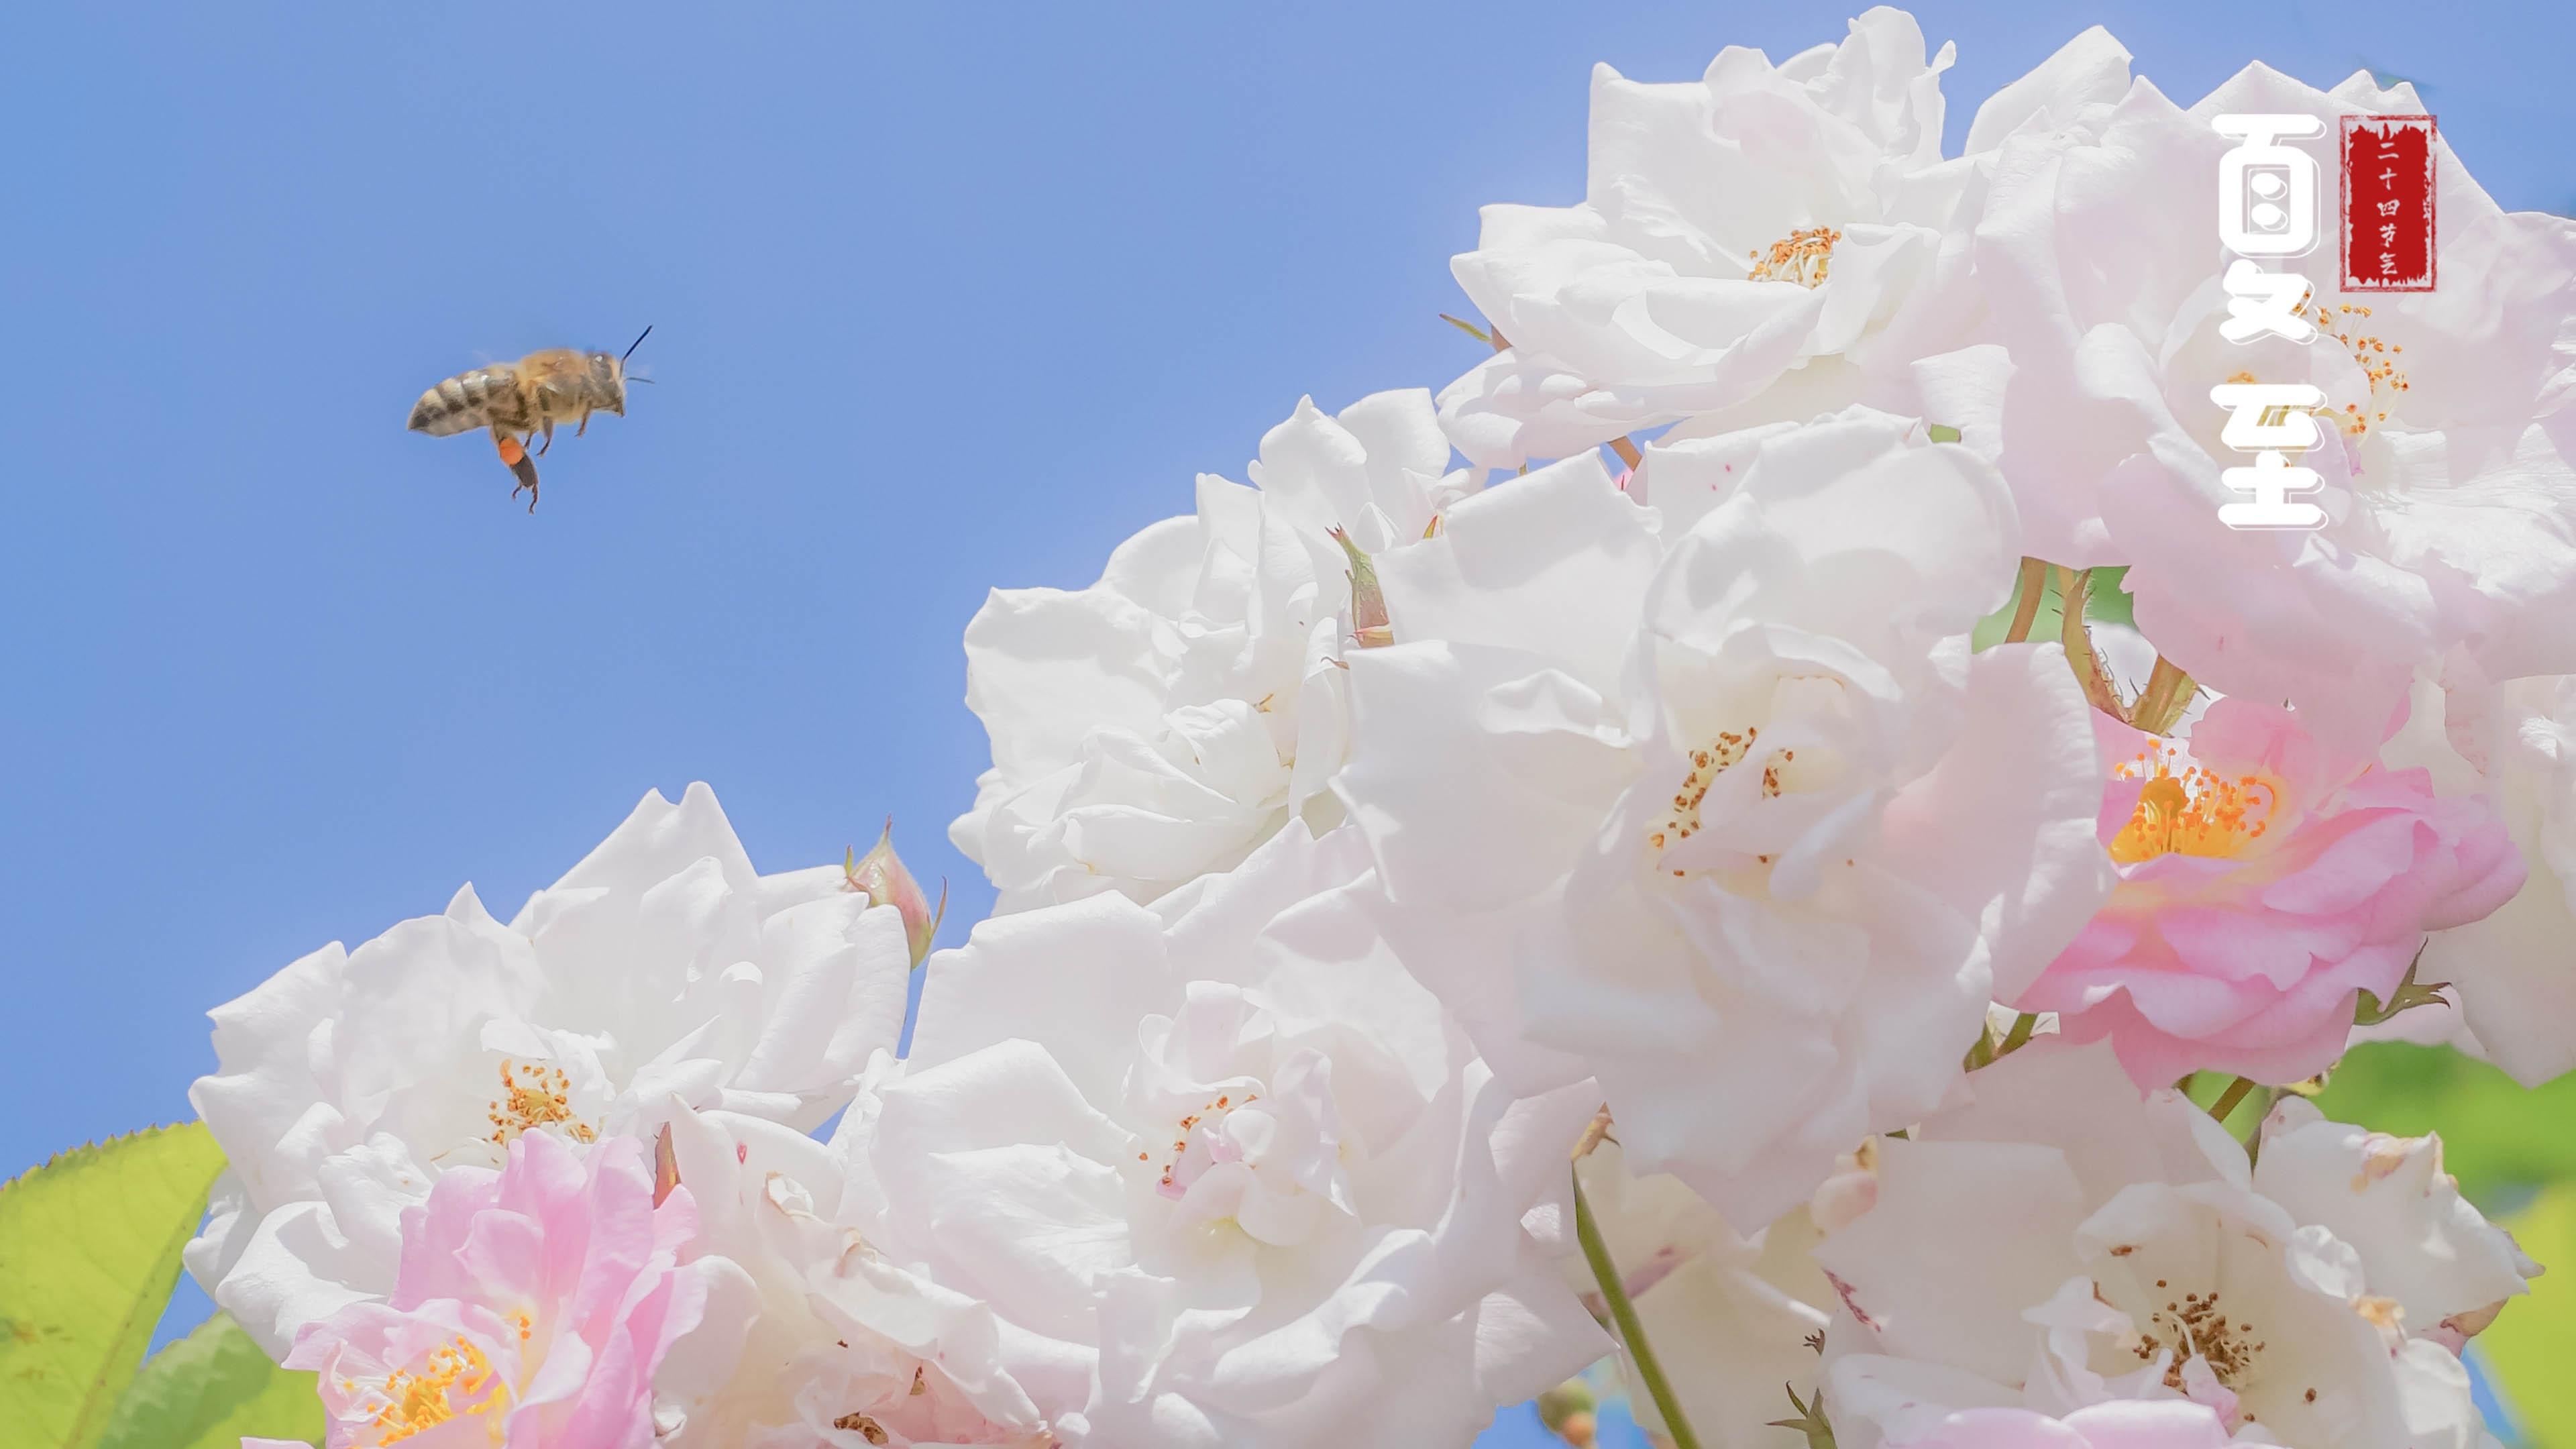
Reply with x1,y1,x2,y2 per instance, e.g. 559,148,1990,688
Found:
2017,696,2523,1088
286,1132,710,1448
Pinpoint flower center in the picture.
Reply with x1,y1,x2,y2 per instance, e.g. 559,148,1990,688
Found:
2108,743,2275,863
344,1326,517,1446
2131,1281,2265,1392
2220,297,2411,440
1748,225,1840,288
1153,1089,1260,1197
2305,302,2409,436
834,1412,892,1445
486,1059,596,1148
1647,727,1791,875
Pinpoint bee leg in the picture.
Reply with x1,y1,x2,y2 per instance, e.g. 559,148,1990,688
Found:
576,408,591,438
494,429,543,513
536,420,555,458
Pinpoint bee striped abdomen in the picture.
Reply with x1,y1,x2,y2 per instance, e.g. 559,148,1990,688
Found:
407,367,532,436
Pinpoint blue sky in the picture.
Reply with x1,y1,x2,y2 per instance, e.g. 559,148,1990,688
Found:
1,1,2562,1440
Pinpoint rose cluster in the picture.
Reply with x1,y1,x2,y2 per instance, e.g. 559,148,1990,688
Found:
197,9,2575,1447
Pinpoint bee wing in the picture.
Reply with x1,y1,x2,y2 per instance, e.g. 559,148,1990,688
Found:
513,349,587,380
531,371,585,413
514,350,604,419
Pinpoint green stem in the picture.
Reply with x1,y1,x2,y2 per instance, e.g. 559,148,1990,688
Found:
2207,1075,2257,1124
1963,1025,1995,1071
2053,566,2134,722
1572,1165,1704,1449
2133,656,2195,736
2002,557,2049,645
1999,1012,2040,1055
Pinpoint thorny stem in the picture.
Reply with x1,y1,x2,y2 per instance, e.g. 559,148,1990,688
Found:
2133,656,2196,735
1572,1165,1705,1449
2002,557,2049,645
2055,566,2127,720
2207,1075,2258,1124
1998,1011,2040,1056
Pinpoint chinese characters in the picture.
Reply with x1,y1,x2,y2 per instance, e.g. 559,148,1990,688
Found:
2212,113,2327,530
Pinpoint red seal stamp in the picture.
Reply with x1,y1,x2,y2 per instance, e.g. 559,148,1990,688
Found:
2341,115,2436,292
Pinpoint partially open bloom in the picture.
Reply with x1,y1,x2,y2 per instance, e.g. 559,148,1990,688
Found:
839,822,1605,1448
951,390,1479,911
2386,668,2576,1083
189,785,913,1356
285,1132,716,1449
1342,407,2110,1224
844,822,945,967
1813,1041,2530,1448
2017,697,2523,1089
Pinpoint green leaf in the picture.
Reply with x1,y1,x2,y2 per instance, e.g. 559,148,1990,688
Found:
2351,950,2449,1026
2311,1042,2576,1207
2085,565,2136,630
1765,1383,1837,1447
0,1123,229,1449
99,1311,321,1449
2477,1186,2576,1446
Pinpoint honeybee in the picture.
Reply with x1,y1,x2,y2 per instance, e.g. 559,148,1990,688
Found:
407,327,652,511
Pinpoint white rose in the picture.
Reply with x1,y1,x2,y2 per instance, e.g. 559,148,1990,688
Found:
1436,12,2138,468
952,390,1477,911
840,822,1605,1448
1340,407,2110,1225
1813,1040,2530,1448
187,784,911,1356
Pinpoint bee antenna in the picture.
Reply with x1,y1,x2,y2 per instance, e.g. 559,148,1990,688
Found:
621,325,654,363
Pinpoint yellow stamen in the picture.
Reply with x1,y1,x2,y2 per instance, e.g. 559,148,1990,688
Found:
2129,1282,2269,1391
2108,742,2277,863
2304,302,2411,437
1647,731,1796,877
486,1059,597,1147
361,1334,507,1444
1748,226,1841,288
